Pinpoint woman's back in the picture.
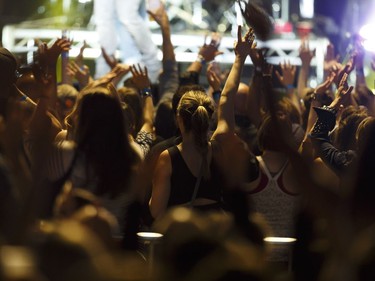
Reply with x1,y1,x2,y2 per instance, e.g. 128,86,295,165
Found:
249,155,299,238
167,145,222,207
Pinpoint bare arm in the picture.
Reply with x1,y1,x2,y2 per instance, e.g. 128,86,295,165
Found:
297,39,315,99
148,4,174,62
130,65,154,134
187,33,223,73
149,150,172,219
212,26,255,137
35,38,71,111
148,4,178,101
246,49,267,128
275,60,301,115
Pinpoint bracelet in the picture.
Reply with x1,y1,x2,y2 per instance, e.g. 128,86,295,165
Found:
196,55,206,65
140,88,152,97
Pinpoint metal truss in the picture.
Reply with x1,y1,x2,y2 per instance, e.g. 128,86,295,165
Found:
2,24,329,82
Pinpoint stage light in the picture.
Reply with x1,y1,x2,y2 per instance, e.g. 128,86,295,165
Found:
359,24,375,40
360,24,375,52
362,39,375,53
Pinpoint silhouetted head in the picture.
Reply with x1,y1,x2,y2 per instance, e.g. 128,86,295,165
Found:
0,48,18,117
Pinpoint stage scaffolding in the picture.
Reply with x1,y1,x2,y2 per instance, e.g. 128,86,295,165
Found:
2,24,329,83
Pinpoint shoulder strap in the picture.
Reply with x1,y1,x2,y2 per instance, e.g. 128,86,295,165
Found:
274,159,289,179
257,156,288,180
257,156,272,179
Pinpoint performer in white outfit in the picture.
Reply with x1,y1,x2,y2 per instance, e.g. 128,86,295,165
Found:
94,0,161,83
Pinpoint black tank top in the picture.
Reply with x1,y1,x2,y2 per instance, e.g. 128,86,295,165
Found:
167,145,222,207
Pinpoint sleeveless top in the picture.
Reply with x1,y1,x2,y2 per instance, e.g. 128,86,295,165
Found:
167,145,222,208
249,156,299,261
249,156,299,237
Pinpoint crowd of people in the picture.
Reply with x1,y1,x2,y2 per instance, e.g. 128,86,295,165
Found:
2,1,375,281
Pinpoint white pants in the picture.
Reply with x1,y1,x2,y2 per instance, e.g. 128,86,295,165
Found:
94,0,161,82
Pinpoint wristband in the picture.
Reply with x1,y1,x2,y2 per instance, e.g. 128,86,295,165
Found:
140,88,152,97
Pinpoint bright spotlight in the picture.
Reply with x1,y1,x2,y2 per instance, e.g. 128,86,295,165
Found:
359,24,375,40
360,24,375,52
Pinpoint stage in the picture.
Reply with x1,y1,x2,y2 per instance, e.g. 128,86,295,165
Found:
2,22,329,84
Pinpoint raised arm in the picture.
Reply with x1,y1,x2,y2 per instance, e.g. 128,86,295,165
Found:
212,26,255,137
206,63,223,105
308,74,354,174
187,33,223,74
130,65,154,135
297,39,315,99
246,48,268,127
35,38,71,111
275,60,301,114
148,4,178,101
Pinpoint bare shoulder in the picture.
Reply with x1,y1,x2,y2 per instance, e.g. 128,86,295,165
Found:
155,149,172,174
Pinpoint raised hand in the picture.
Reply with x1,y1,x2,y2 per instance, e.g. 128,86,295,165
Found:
198,32,224,62
147,3,169,28
299,39,315,66
67,61,92,88
75,40,89,67
36,38,71,67
234,25,256,61
275,60,296,87
110,63,131,86
101,47,118,69
206,63,222,92
324,43,342,73
334,53,356,87
314,71,336,95
249,48,266,72
130,64,151,90
330,73,353,110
